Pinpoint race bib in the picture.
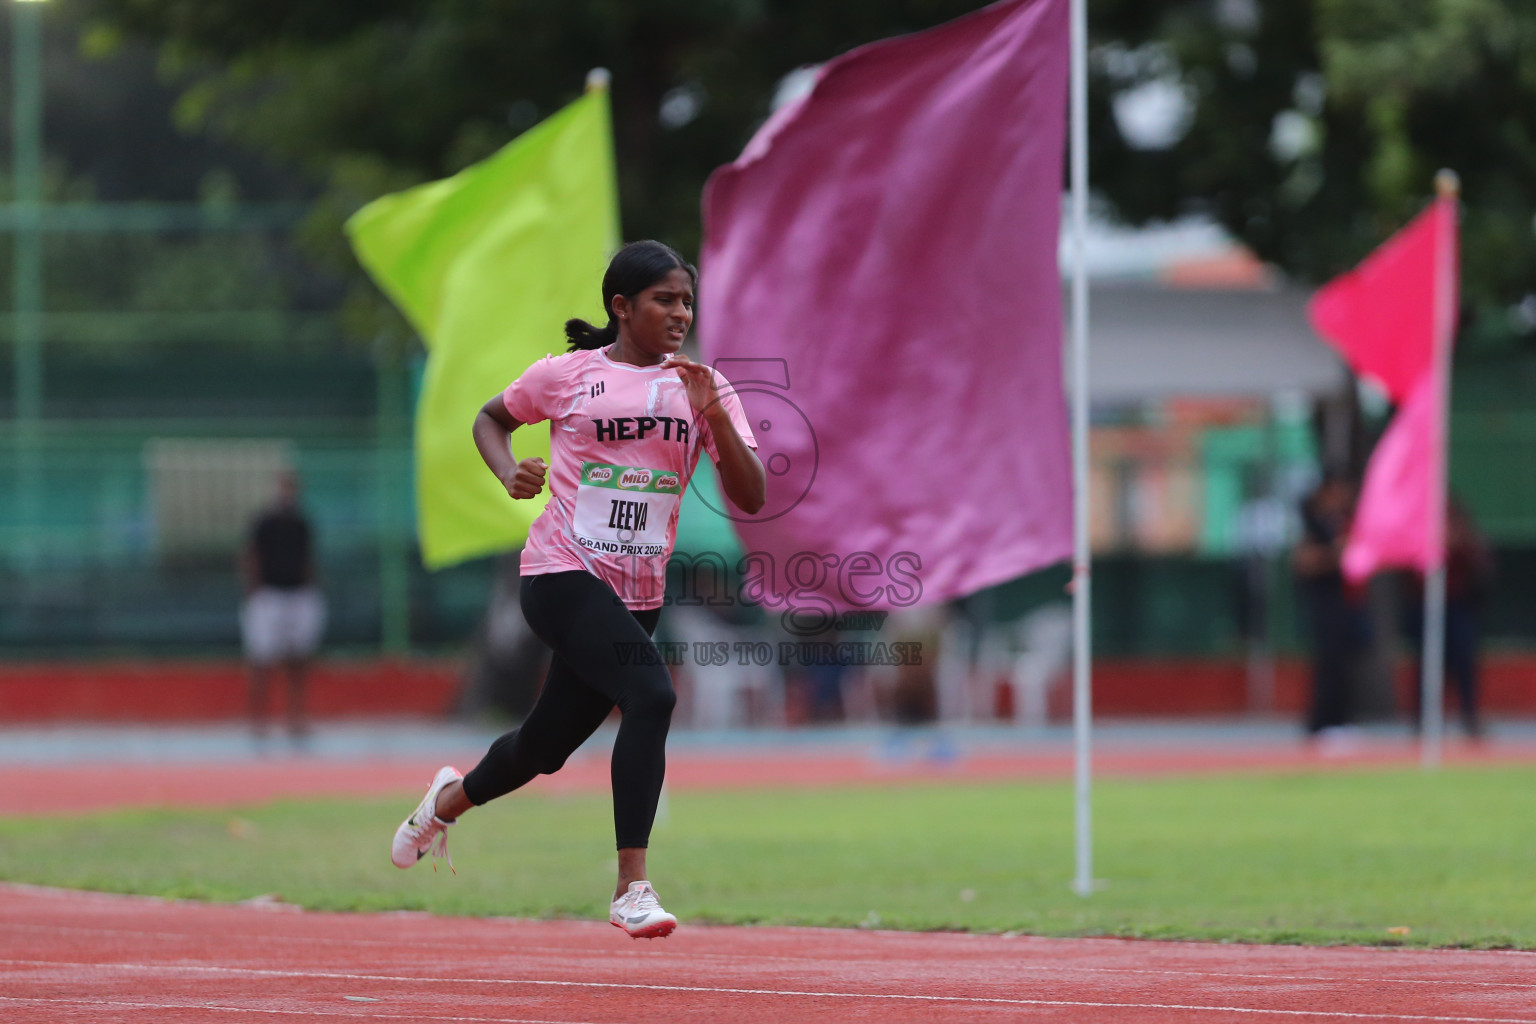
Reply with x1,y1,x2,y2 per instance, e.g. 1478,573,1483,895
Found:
572,462,682,558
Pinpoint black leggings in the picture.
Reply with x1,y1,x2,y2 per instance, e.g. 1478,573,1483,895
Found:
461,570,674,850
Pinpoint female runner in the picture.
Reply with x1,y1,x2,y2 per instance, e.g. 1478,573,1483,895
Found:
391,240,765,939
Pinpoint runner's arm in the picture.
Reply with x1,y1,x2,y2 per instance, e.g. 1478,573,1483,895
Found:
704,403,765,515
663,355,766,515
474,394,546,499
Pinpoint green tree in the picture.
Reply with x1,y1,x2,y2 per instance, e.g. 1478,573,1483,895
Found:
82,0,994,338
1087,0,1535,339
1,1,327,355
84,0,1536,341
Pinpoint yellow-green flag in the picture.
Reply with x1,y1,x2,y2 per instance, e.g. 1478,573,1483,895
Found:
346,84,619,568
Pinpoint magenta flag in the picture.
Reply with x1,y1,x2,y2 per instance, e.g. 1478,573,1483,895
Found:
1308,200,1455,404
1342,373,1441,582
699,0,1071,614
1311,193,1459,582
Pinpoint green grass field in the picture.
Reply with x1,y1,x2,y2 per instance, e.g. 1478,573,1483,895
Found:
4,765,1533,948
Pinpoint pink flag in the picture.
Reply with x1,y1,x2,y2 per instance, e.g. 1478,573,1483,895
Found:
699,0,1071,614
1308,199,1455,404
1342,373,1441,582
1313,193,1459,583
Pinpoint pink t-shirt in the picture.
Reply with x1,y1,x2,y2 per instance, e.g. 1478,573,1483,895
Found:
503,346,757,610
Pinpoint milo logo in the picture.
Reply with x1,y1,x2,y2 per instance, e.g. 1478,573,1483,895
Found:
581,462,673,492
618,469,653,489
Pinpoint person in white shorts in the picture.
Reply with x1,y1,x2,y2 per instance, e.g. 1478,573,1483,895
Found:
241,471,325,742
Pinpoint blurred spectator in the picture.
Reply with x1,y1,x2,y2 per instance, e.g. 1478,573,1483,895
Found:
1403,501,1495,739
881,606,944,724
1293,474,1371,737
240,471,326,743
459,552,549,720
803,635,849,723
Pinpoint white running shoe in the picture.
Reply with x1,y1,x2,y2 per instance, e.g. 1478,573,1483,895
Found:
390,765,462,871
609,881,677,939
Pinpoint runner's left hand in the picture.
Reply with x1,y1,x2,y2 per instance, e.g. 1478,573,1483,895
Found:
661,353,720,414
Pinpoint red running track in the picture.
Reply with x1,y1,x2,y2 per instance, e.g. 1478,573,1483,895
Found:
3,883,1535,1024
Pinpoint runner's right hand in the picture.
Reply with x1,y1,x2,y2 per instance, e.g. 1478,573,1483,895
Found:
503,457,547,500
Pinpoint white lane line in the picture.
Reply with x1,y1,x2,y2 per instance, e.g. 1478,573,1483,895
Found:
3,922,1533,990
1062,967,1536,991
1,960,1533,1023
0,996,608,1024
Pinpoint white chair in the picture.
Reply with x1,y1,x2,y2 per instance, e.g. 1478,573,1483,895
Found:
1007,604,1074,727
664,605,784,729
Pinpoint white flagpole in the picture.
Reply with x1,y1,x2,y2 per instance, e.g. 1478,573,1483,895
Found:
1421,170,1458,770
1422,568,1447,769
1069,0,1094,897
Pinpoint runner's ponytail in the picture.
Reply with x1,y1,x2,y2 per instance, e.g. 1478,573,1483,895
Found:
565,318,618,351
565,240,697,353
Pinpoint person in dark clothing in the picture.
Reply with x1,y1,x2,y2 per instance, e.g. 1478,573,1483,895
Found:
1294,475,1371,736
1403,501,1495,739
240,471,325,743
